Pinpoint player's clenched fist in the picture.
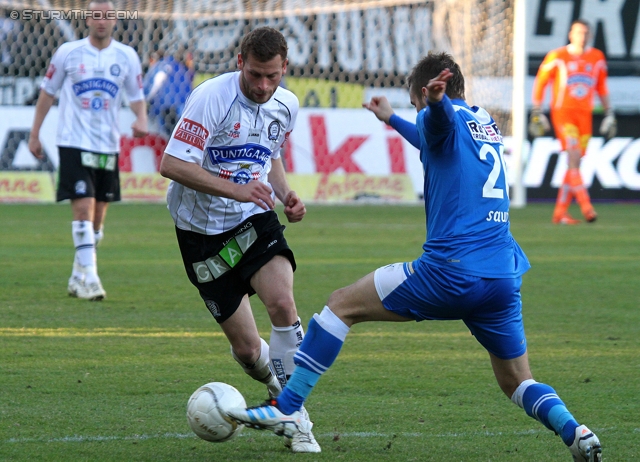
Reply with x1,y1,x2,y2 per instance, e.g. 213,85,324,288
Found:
362,97,394,124
282,191,306,223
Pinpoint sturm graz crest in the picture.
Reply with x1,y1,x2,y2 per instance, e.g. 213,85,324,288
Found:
232,168,252,184
91,97,103,110
268,120,281,140
231,162,255,184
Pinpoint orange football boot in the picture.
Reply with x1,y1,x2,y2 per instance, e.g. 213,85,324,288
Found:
552,214,581,225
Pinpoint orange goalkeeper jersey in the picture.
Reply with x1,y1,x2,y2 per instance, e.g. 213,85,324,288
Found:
532,46,609,112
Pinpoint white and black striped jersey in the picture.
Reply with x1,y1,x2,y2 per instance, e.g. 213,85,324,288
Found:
164,71,298,235
41,37,144,154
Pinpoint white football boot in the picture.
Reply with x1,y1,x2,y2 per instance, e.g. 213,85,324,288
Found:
68,259,85,297
284,406,321,453
76,279,106,301
569,425,602,462
227,399,312,439
67,275,84,297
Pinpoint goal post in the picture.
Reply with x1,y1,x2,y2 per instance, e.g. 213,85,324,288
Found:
510,0,527,208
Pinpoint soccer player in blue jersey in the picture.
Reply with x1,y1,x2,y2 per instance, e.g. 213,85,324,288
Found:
144,48,195,138
228,52,602,461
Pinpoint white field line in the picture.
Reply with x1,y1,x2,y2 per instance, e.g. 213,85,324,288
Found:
4,427,630,444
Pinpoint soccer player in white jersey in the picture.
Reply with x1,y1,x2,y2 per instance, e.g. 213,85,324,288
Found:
28,0,148,300
228,52,602,461
159,27,320,453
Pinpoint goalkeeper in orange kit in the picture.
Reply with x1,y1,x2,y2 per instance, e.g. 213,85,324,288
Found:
530,19,616,224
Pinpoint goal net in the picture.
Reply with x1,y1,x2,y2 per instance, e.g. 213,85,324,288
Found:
2,0,519,200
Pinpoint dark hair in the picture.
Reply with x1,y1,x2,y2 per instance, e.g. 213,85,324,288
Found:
407,51,465,100
240,27,288,62
570,19,590,31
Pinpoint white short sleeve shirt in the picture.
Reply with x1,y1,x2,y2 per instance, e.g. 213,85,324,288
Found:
164,71,299,235
41,37,144,154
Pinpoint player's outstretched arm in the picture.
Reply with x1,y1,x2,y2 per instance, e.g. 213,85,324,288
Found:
364,96,420,148
421,69,456,144
159,153,275,210
425,69,453,103
362,96,394,124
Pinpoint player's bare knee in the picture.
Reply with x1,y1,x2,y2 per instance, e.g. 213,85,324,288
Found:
326,287,347,311
231,343,261,365
264,295,297,324
496,372,534,398
327,289,360,324
498,380,519,398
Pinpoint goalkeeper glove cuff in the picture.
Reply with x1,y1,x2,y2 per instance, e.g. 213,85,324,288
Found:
599,109,617,139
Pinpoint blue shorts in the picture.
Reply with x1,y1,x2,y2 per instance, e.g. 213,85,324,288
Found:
374,259,526,360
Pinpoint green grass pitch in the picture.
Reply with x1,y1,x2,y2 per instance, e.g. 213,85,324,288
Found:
1,202,639,461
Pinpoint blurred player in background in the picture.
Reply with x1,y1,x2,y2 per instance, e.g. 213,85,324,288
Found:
529,19,616,225
159,27,320,453
229,52,602,462
144,46,194,139
28,0,148,300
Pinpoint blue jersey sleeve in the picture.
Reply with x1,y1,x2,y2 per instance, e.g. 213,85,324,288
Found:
389,114,420,149
422,94,456,148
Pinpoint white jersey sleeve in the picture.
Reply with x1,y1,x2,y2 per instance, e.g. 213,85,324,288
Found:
164,72,300,234
39,38,146,154
164,78,230,165
41,43,72,96
122,47,144,103
272,92,298,160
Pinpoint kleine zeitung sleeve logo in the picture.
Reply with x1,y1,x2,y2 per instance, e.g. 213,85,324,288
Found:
45,63,56,79
174,118,210,150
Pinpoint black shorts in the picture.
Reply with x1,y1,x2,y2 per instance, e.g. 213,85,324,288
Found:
175,211,296,324
57,147,121,202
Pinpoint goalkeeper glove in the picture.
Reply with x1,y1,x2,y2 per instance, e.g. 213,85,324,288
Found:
528,108,550,138
599,109,617,140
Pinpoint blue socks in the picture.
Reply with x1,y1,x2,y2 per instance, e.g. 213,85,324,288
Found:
511,379,579,446
275,313,581,450
277,370,317,415
276,307,349,415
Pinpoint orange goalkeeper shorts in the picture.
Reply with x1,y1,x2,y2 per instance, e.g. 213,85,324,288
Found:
551,108,593,155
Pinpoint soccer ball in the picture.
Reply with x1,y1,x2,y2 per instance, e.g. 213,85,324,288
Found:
186,382,246,442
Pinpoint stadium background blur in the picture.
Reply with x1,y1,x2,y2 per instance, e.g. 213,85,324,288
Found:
1,0,639,203
1,3,639,459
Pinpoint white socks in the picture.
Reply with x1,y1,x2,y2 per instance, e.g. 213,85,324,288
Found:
270,317,305,387
316,306,350,341
72,220,98,283
71,255,84,280
231,338,281,397
511,378,537,407
94,226,104,247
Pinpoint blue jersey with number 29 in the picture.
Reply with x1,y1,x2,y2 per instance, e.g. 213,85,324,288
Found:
416,95,530,278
